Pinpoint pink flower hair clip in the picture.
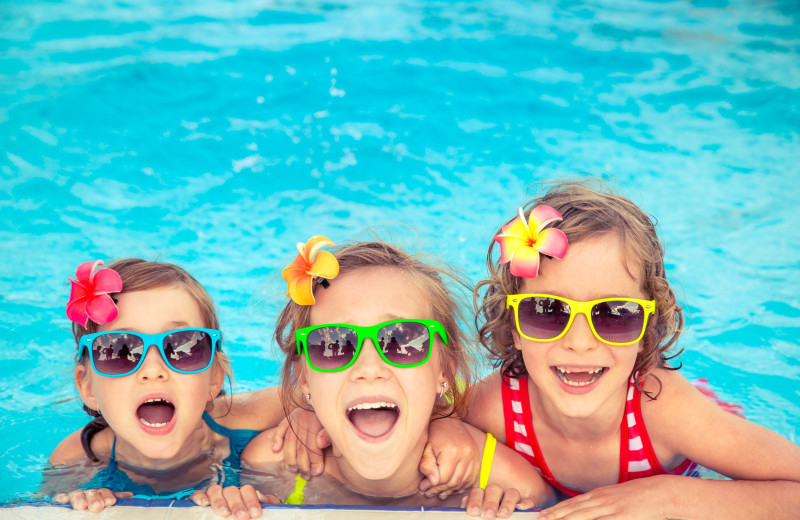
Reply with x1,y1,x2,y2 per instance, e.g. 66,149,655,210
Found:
494,205,569,278
281,236,340,305
66,260,123,327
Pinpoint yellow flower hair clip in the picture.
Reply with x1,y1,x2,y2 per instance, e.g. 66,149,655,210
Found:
282,235,339,305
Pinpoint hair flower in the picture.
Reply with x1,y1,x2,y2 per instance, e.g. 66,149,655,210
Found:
66,260,123,327
494,205,568,278
282,236,339,305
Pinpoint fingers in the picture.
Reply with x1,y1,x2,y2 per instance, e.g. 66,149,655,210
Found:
418,443,441,492
237,485,264,518
478,483,504,520
465,487,485,517
271,418,290,453
205,485,232,517
255,491,281,505
294,440,312,480
496,487,522,518
316,429,332,450
190,490,211,507
464,485,520,520
58,489,116,512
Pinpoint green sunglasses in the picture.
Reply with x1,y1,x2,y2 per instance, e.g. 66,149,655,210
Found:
296,319,448,372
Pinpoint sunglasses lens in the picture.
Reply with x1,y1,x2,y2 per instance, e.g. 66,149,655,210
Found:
90,333,144,375
378,322,431,366
163,330,215,372
516,296,571,340
305,326,358,370
591,301,647,344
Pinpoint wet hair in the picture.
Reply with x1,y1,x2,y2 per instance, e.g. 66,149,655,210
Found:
274,241,475,420
72,258,232,461
475,181,683,398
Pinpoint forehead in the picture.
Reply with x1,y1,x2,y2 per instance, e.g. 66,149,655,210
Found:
100,285,205,332
522,233,646,299
309,267,433,326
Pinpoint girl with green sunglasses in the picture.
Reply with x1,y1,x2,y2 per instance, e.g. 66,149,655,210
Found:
194,241,555,518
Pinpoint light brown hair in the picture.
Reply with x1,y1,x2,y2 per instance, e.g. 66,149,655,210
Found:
475,181,683,397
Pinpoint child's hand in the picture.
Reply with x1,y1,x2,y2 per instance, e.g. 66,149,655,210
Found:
54,488,132,512
190,484,279,518
270,408,330,479
462,484,534,520
418,417,480,498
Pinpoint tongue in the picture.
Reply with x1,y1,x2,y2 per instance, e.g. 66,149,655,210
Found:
137,402,175,425
563,371,598,383
349,408,398,437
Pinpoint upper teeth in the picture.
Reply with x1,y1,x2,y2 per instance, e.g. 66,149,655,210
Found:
557,368,602,374
144,398,169,404
348,402,396,411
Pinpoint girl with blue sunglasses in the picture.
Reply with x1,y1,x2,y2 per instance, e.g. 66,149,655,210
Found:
43,259,289,512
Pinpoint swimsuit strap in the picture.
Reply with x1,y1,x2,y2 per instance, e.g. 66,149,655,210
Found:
479,433,497,489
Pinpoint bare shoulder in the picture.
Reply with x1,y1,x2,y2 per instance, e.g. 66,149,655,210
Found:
241,427,286,469
210,386,285,431
463,370,506,442
49,428,113,465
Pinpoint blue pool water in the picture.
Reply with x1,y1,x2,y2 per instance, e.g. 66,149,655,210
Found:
1,0,798,503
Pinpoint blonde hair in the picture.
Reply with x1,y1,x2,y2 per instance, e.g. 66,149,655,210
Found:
72,258,233,460
475,181,683,397
274,241,475,418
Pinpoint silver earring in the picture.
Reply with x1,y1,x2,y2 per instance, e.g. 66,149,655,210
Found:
439,382,448,399
306,393,312,405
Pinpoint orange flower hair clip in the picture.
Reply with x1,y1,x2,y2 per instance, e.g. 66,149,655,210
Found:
281,236,340,305
494,205,568,278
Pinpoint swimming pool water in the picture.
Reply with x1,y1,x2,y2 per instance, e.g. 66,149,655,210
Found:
1,0,799,503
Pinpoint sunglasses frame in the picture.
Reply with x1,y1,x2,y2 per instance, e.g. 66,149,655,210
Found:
296,319,448,373
506,294,656,346
78,328,222,377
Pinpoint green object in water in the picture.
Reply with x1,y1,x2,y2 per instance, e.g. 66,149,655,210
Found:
285,475,307,505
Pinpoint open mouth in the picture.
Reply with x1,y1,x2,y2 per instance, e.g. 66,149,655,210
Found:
136,398,176,428
554,367,606,387
346,402,399,438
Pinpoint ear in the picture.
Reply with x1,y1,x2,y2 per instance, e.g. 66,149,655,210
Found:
209,363,225,400
294,361,311,397
74,364,98,411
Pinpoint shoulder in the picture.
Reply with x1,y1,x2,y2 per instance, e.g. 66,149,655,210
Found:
464,370,507,441
210,386,285,431
49,428,113,465
464,371,505,442
241,427,286,469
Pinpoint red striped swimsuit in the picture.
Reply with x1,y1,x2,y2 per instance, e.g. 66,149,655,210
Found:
501,372,698,497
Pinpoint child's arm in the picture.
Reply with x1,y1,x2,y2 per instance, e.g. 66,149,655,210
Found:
418,416,480,497
191,428,286,518
541,369,800,520
462,423,557,518
269,407,330,480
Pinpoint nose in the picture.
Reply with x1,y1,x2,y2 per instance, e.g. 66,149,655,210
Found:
348,339,390,381
136,345,170,381
562,312,598,352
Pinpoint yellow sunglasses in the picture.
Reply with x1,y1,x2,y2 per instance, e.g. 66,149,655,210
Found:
506,294,655,346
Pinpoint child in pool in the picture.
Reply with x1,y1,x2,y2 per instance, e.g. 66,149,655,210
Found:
197,240,555,518
46,259,271,511
462,181,800,518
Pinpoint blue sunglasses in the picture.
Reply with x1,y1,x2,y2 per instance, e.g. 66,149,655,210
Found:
78,328,221,377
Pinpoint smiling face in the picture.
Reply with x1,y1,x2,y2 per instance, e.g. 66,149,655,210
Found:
75,286,223,463
515,233,646,420
299,267,446,487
